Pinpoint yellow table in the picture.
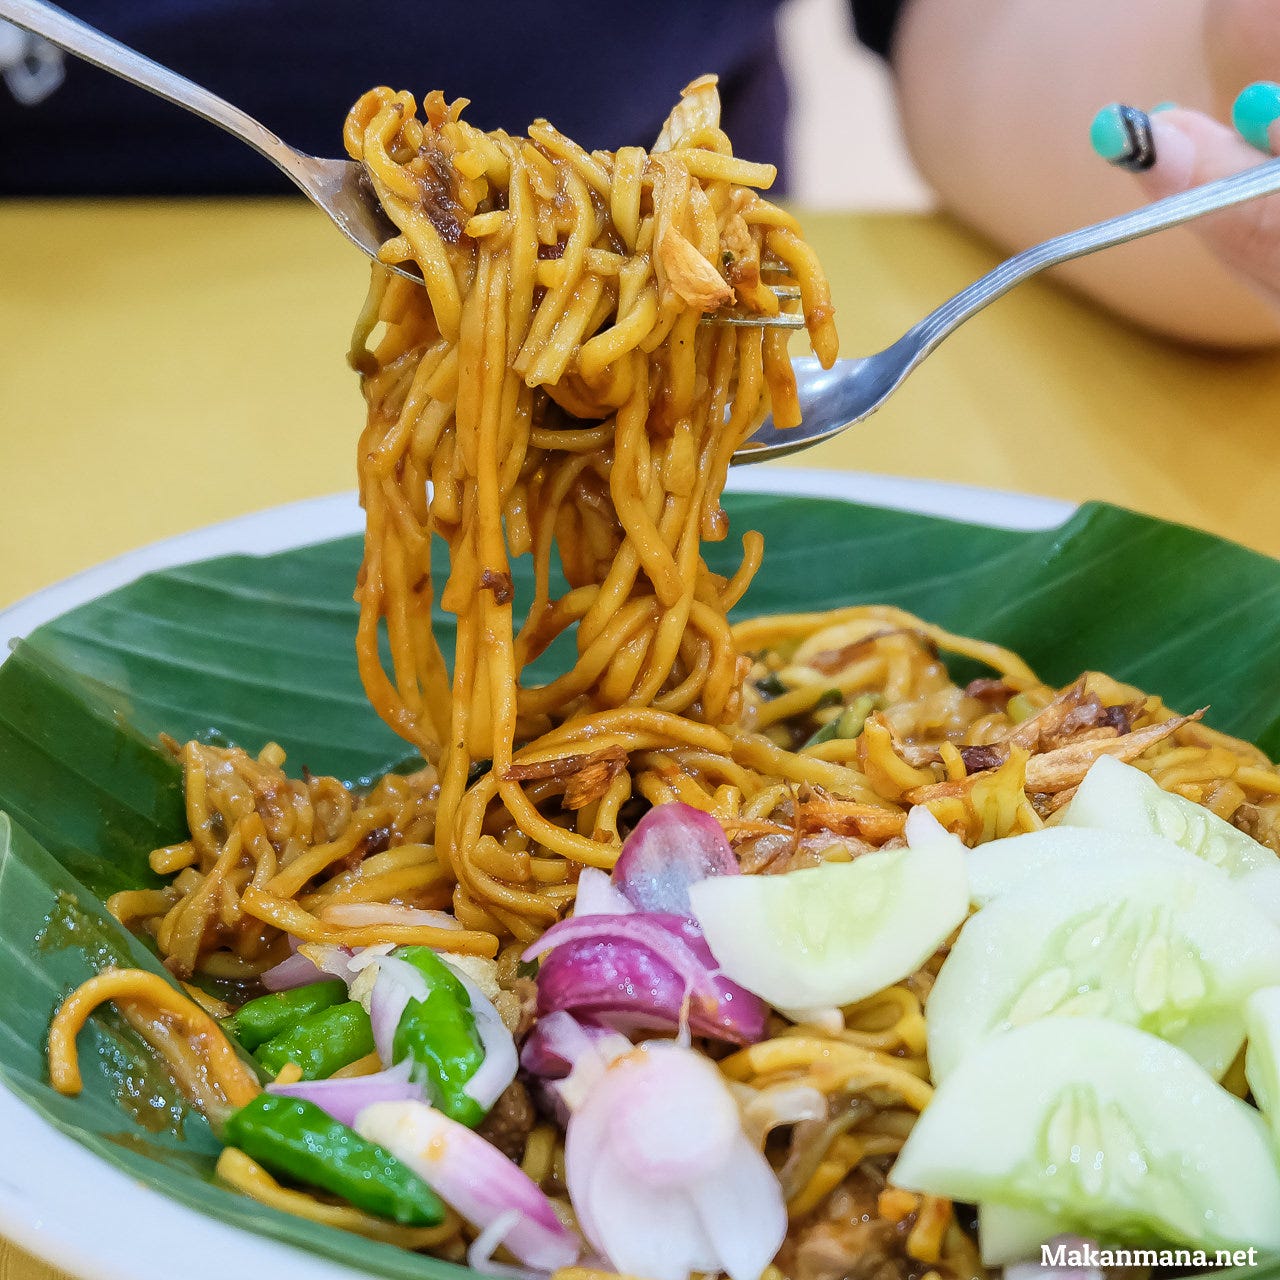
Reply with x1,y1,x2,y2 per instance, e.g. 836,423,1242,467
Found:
3,198,1280,1279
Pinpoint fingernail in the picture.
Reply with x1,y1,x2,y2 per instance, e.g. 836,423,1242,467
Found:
1089,103,1156,172
1232,80,1280,152
1151,101,1178,114
1148,116,1196,190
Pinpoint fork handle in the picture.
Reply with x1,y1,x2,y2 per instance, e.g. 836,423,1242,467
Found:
0,0,308,181
903,153,1280,362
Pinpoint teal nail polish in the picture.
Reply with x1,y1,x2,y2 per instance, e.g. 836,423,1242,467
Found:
1090,104,1129,160
1151,101,1178,114
1089,103,1156,172
1233,81,1280,152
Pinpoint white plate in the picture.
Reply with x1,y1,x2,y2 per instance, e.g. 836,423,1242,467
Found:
0,468,1073,1280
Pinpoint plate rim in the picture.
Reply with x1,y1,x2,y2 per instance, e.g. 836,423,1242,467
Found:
0,466,1074,1280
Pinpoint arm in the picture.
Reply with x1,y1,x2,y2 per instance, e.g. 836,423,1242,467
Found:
892,0,1280,346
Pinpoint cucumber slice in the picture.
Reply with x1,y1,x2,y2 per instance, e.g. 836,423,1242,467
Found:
1240,869,1280,929
1064,755,1280,906
893,1018,1280,1251
965,826,1190,907
688,808,967,1012
927,849,1280,1081
1245,986,1280,1131
978,1202,1069,1266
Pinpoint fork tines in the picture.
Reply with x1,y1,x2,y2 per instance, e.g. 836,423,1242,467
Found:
709,279,805,329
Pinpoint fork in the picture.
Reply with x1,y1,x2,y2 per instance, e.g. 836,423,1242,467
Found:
730,155,1280,462
0,0,416,279
11,0,1280,464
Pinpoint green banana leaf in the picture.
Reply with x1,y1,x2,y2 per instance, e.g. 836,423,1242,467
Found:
3,490,1280,1280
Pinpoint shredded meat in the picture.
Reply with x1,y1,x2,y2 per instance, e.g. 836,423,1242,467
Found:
722,212,761,293
964,677,1013,707
509,976,539,1039
413,137,465,244
734,829,798,874
807,629,911,677
658,225,735,311
1099,703,1133,734
505,747,623,783
1023,710,1203,791
504,746,629,810
653,73,721,151
479,567,514,605
476,1079,536,1163
563,750,629,810
958,743,1004,775
794,786,905,842
996,677,1145,757
777,1173,927,1280
362,825,393,857
1231,802,1280,854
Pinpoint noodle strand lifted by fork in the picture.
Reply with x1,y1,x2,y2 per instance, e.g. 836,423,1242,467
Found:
343,78,836,930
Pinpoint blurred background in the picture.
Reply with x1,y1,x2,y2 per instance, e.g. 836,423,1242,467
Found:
779,0,929,209
0,0,926,204
6,0,1280,612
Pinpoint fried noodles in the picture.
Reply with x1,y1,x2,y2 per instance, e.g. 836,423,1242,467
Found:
46,79,1280,1280
341,77,836,939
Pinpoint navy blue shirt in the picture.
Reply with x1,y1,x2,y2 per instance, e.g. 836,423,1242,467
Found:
0,0,905,195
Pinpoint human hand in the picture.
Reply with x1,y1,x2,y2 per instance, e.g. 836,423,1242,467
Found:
1090,10,1280,315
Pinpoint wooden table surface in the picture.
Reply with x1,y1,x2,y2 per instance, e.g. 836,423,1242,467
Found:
3,198,1280,1278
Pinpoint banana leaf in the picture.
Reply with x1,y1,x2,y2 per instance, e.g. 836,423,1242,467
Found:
2,491,1280,1280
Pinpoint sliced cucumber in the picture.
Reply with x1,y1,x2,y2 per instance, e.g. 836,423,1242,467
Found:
688,808,967,1012
1245,986,1280,1134
1065,756,1280,905
1240,868,1280,929
978,1202,1069,1266
927,849,1280,1081
893,1018,1280,1250
965,826,1190,907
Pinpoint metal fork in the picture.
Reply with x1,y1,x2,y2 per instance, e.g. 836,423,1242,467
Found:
12,0,1280,465
0,0,416,280
730,156,1280,462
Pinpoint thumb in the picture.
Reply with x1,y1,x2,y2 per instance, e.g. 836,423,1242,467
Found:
1095,103,1280,300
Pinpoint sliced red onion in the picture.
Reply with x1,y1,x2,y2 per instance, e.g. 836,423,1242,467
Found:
734,1081,829,1148
613,803,738,917
295,942,369,986
318,903,464,930
526,913,720,1004
520,1012,632,1124
684,1146,790,1280
357,951,517,1116
608,1047,738,1185
574,866,635,918
266,1057,425,1126
443,960,518,1111
565,1041,785,1280
466,1209,543,1280
520,1011,628,1079
357,1100,579,1270
527,913,766,1044
346,944,395,973
261,950,329,992
569,1130,717,1280
366,953,430,1064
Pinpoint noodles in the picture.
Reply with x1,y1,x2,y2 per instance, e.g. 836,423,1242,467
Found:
340,76,837,937
43,78,1280,1280
48,968,259,1113
216,1149,462,1250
